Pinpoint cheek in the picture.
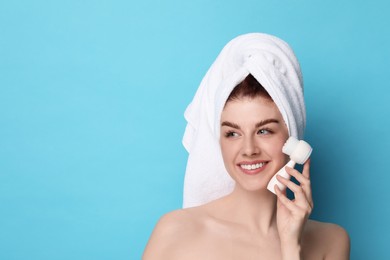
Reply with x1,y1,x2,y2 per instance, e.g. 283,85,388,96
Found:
268,145,282,157
220,140,233,159
269,129,289,160
220,139,240,170
265,139,287,160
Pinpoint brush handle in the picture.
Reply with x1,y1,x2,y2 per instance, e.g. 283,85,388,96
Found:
267,160,296,194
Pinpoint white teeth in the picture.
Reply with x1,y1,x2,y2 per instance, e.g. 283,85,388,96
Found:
240,163,265,170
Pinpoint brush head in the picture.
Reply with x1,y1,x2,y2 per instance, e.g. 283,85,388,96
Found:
282,137,300,155
282,137,312,164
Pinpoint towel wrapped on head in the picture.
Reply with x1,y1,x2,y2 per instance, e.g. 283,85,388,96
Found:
182,33,306,208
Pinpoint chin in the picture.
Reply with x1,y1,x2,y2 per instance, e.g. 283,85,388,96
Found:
235,178,270,192
228,167,277,191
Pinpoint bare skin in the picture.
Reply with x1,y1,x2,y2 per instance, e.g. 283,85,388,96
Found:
143,196,349,259
143,97,350,259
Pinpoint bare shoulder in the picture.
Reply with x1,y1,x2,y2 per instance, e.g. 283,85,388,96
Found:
303,220,350,260
142,208,204,260
153,208,198,232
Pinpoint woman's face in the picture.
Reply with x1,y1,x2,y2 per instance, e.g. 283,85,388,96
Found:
220,96,289,191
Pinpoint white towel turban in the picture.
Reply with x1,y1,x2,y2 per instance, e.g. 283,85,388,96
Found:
182,33,305,208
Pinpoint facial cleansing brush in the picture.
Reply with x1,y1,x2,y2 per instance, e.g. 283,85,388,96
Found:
267,137,313,194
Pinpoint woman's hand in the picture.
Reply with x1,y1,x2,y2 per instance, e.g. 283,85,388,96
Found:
274,159,313,253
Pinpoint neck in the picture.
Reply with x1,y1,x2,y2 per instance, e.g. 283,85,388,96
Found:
216,185,278,236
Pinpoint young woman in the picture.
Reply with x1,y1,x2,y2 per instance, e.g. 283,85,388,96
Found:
143,33,350,260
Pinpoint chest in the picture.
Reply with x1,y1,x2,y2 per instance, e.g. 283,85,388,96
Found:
172,226,325,260
175,227,283,260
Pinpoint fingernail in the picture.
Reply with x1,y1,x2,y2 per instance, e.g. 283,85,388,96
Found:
274,185,279,194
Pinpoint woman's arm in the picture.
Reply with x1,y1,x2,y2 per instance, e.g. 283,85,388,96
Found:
280,243,302,260
275,160,350,260
274,159,313,260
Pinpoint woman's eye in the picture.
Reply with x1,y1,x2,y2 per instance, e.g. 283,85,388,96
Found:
225,131,239,138
258,129,272,135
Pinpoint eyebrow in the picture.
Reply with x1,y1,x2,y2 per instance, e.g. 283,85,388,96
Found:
221,119,280,129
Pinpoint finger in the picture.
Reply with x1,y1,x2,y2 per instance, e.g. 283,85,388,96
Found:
276,175,309,207
285,166,313,207
285,166,312,192
302,158,311,179
275,184,313,218
274,184,300,212
276,174,301,193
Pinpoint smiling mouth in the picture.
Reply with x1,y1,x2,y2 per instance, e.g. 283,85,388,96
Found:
240,162,266,170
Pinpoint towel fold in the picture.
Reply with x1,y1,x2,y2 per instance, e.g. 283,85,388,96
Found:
182,33,306,208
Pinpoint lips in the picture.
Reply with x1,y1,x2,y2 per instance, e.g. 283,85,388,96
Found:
238,160,268,175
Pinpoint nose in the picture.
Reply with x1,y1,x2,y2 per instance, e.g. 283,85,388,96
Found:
242,136,260,157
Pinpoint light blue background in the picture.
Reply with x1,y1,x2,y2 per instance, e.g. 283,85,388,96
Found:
1,0,389,259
